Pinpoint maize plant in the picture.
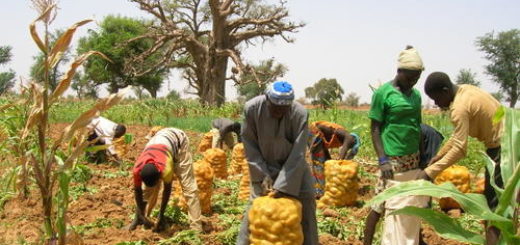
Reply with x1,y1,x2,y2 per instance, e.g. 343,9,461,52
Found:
0,94,32,198
434,165,471,210
248,195,304,245
318,160,359,209
21,1,125,244
368,107,520,245
203,148,228,179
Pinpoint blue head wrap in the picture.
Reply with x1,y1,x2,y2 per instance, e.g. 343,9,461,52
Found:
350,133,361,155
265,81,295,106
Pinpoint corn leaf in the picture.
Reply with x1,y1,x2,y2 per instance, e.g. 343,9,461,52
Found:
367,180,509,223
495,108,520,216
390,207,485,244
29,4,56,53
47,19,92,68
51,51,111,103
492,106,505,125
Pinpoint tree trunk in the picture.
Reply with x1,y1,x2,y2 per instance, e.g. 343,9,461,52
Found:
146,88,157,98
197,50,228,106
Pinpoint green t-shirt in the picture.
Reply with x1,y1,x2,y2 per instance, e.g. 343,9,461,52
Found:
368,82,421,156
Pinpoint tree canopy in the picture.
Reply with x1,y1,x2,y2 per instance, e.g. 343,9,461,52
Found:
237,59,287,101
476,29,520,107
305,78,344,108
128,0,303,106
0,45,15,95
455,68,481,87
77,15,168,97
344,92,360,107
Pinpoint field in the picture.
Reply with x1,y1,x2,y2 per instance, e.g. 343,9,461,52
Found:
0,99,490,245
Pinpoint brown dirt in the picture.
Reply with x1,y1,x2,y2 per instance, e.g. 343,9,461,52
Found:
0,124,475,244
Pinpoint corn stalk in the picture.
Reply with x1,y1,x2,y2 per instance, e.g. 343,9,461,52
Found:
27,2,124,244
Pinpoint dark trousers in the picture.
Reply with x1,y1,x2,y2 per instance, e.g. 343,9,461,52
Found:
86,131,107,164
485,147,503,210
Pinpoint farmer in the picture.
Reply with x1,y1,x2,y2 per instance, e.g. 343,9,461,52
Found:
308,121,360,198
129,127,202,232
86,116,126,163
363,123,444,245
363,46,429,245
236,81,319,245
422,71,503,245
210,118,241,150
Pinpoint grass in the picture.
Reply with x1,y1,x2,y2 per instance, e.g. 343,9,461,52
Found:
74,217,124,235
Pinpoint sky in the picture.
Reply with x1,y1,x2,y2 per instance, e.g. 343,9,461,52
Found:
1,0,519,105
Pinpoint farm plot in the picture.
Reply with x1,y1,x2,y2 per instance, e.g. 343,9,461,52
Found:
0,123,480,245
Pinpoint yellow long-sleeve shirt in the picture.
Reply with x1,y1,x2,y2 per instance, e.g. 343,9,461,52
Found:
425,85,502,178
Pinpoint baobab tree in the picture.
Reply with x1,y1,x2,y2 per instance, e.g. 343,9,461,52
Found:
128,0,303,106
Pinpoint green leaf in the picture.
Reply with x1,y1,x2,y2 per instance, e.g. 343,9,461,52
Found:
496,107,520,212
124,133,133,144
390,207,485,244
484,154,504,198
492,105,505,125
367,180,509,223
85,144,109,153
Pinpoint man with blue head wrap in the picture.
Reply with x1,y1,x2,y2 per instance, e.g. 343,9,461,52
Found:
236,81,319,245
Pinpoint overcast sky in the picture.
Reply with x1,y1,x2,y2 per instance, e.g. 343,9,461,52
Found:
1,0,519,104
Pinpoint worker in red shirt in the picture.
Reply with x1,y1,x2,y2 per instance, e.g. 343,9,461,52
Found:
129,127,202,232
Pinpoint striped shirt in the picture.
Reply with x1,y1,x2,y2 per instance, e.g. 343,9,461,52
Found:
133,128,187,186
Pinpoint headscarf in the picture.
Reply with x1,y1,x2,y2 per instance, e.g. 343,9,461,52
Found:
397,46,425,71
265,81,295,106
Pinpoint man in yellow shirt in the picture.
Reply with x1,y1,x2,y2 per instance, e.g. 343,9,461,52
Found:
422,71,502,245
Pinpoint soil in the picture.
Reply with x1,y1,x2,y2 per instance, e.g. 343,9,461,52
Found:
0,124,474,245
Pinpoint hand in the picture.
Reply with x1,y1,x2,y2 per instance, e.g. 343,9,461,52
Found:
128,216,153,230
428,155,442,166
271,190,290,199
379,163,394,180
153,218,167,232
416,170,431,181
261,176,273,195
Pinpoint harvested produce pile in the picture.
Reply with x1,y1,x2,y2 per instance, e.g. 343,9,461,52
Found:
197,132,213,153
248,195,304,245
434,165,471,210
176,159,214,214
112,136,130,158
230,143,251,200
474,177,485,194
204,148,228,179
230,143,245,176
318,160,359,209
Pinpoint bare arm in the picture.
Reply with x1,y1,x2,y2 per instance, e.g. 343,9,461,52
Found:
371,120,393,179
337,129,355,160
371,120,386,159
129,186,153,230
154,182,172,232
